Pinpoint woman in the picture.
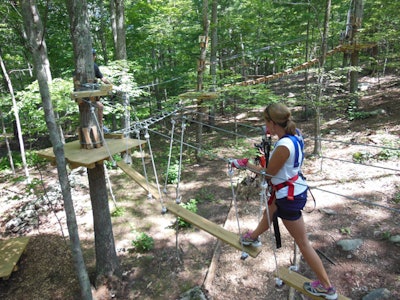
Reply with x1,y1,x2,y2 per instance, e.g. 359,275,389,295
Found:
232,103,337,300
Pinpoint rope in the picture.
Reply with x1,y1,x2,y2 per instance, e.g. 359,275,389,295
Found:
144,126,166,213
87,101,119,209
134,129,154,201
163,118,176,195
259,172,283,287
227,161,247,259
175,118,186,204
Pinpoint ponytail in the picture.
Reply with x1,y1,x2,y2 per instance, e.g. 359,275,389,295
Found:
264,103,296,135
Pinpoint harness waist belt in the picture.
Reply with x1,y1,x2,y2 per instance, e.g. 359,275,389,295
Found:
273,174,299,201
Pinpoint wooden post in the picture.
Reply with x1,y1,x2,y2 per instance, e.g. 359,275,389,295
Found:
71,84,112,149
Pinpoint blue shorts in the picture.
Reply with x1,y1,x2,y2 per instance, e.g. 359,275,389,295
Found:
274,189,307,221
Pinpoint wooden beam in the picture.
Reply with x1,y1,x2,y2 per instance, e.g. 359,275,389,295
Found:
0,236,30,279
278,266,351,300
166,202,261,258
117,161,262,258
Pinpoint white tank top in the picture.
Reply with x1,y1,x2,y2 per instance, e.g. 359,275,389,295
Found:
270,136,308,199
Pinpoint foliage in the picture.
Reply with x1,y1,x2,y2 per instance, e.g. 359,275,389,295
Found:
163,160,181,184
393,191,400,204
340,227,351,235
0,150,47,171
352,151,373,163
25,178,44,196
177,198,198,228
132,232,154,252
111,207,125,217
10,79,78,138
0,0,400,156
376,148,400,161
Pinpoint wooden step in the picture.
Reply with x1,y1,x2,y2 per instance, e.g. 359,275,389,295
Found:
278,266,350,300
117,161,262,258
0,236,30,280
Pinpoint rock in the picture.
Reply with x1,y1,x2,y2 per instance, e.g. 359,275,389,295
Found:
362,288,391,300
6,217,22,230
389,235,400,243
179,286,207,300
319,208,337,215
337,239,363,251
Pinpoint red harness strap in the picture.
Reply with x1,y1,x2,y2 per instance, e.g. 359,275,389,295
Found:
272,174,299,201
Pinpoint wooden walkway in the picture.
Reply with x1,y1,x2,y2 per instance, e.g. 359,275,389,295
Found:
0,236,30,280
278,266,350,300
117,161,262,258
225,43,376,88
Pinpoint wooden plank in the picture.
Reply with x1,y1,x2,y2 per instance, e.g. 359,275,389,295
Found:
278,266,351,300
166,202,262,258
70,84,113,99
117,161,261,258
37,138,146,169
0,133,13,139
0,236,30,279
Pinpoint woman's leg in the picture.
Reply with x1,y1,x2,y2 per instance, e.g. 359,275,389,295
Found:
249,201,277,239
282,216,332,288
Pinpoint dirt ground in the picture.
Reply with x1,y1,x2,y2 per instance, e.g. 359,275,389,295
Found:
0,75,399,300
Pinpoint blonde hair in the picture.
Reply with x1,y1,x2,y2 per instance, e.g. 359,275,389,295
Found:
264,103,296,135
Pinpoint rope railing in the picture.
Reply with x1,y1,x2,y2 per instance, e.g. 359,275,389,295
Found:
143,118,400,214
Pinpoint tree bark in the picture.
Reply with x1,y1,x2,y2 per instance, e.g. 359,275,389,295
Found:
20,0,92,298
88,164,121,277
313,0,331,155
111,0,127,60
0,50,29,181
349,0,364,99
195,0,209,162
65,0,121,281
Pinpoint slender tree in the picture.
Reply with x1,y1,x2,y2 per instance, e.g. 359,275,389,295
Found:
0,49,30,181
313,0,331,155
111,0,126,60
19,0,92,298
349,0,364,99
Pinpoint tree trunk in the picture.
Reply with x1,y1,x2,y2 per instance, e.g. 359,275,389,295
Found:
195,0,209,162
210,0,218,93
0,51,30,182
349,0,364,102
88,164,121,278
66,0,121,281
208,0,218,128
111,0,127,60
313,0,331,156
20,0,92,299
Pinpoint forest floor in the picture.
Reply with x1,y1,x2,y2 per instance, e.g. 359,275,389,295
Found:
0,74,399,300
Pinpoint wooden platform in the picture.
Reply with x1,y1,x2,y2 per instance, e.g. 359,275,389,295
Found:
0,133,13,139
278,266,350,300
117,161,262,258
0,236,30,280
37,138,146,169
